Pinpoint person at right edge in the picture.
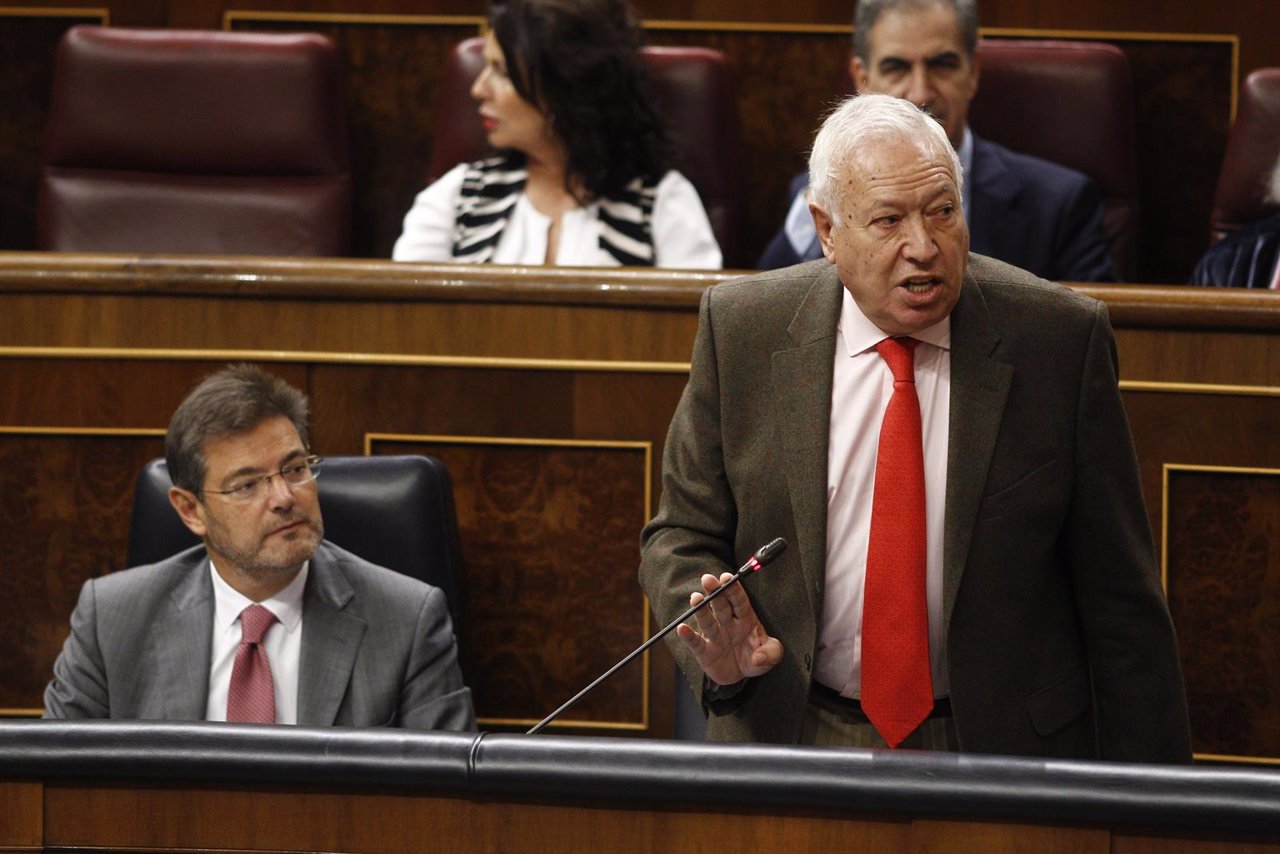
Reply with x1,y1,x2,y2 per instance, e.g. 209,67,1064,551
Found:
639,92,1192,761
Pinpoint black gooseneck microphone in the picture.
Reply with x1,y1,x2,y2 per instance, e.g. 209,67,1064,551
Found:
526,537,788,735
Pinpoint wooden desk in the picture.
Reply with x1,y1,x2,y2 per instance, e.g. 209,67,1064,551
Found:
1,254,1277,761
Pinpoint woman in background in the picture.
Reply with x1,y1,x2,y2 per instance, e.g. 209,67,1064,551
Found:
392,0,722,268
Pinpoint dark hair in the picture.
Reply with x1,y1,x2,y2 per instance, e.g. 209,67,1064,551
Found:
489,0,671,200
853,0,979,65
165,364,310,495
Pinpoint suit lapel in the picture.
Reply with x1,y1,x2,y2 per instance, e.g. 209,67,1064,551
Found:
156,556,214,720
943,273,1013,632
771,265,842,615
297,545,366,726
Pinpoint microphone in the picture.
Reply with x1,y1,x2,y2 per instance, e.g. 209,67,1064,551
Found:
526,537,787,735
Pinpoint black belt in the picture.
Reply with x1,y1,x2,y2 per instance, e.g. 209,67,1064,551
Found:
811,681,952,720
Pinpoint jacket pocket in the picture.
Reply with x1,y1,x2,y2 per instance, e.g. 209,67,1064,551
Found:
977,458,1058,523
1024,667,1091,736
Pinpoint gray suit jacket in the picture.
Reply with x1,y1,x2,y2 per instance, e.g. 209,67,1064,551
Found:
44,540,475,730
639,255,1191,762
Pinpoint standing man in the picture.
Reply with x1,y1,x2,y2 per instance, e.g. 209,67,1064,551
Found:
640,94,1190,760
45,364,475,730
758,0,1115,284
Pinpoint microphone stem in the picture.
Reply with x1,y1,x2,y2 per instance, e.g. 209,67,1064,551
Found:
526,558,757,735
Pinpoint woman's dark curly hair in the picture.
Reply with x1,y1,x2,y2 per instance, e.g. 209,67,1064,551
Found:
489,0,672,201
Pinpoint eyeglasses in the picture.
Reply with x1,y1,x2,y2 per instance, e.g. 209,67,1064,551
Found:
204,455,323,503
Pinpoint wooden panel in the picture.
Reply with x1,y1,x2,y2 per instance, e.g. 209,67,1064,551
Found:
1114,835,1280,854
308,362,685,732
1113,328,1279,387
0,432,165,710
35,778,1280,853
912,819,1108,854
1123,388,1280,763
0,781,41,847
1164,466,1280,763
375,435,651,730
41,782,916,853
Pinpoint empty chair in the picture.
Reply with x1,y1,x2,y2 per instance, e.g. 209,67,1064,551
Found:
38,25,352,256
423,36,746,266
126,455,464,628
968,39,1139,281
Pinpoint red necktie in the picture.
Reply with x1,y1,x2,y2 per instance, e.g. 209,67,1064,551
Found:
861,337,934,747
226,604,278,724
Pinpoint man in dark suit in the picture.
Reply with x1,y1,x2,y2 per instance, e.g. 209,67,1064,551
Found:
758,0,1114,284
45,365,475,730
639,93,1190,761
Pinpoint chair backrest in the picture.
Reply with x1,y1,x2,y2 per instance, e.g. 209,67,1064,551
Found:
968,39,1139,280
37,25,352,256
426,37,746,266
126,455,463,627
1208,68,1280,242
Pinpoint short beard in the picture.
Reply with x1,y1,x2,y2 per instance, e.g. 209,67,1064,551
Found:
208,516,324,581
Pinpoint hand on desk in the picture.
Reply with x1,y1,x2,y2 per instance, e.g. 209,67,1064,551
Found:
675,572,783,687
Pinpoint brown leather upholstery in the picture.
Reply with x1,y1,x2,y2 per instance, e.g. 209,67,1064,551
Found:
1208,68,1280,242
37,26,352,256
968,39,1138,280
426,37,745,266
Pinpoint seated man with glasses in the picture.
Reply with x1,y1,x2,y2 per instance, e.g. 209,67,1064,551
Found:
44,364,475,730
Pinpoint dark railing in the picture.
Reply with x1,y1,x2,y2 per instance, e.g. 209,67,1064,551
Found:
2,720,1277,834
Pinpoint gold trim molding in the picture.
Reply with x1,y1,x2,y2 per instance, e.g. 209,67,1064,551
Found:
0,6,107,21
224,10,484,30
0,425,164,438
1122,380,1280,397
0,345,691,375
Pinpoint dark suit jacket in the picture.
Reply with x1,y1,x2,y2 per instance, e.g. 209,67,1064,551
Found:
44,540,475,730
639,255,1191,762
1189,212,1280,287
758,134,1115,283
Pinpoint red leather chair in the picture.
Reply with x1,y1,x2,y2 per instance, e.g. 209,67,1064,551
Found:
426,37,746,267
968,39,1138,280
1207,68,1280,243
37,26,352,256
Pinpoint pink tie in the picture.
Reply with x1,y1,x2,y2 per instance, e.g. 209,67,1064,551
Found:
1269,256,1280,290
226,604,278,724
861,337,934,748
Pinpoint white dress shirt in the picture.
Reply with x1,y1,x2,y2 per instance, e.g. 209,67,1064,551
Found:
204,560,308,724
816,286,951,699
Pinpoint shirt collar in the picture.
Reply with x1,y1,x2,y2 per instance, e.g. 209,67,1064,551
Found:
836,284,952,358
209,557,309,633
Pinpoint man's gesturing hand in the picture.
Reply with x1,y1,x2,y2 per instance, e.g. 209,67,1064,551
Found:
674,571,783,687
